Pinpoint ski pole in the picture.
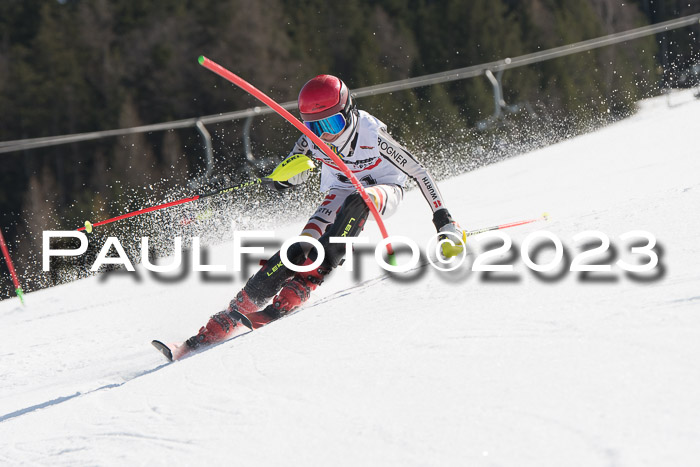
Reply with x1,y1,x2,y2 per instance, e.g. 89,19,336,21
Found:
78,179,256,232
0,228,24,305
465,212,549,237
77,154,315,232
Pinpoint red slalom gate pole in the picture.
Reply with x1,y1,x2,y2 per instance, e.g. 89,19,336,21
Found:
465,213,549,237
0,228,25,305
198,56,397,264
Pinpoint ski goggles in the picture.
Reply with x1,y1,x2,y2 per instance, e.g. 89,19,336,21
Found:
304,112,347,137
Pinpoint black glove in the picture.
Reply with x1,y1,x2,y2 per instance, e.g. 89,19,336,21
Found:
432,208,455,231
432,208,466,259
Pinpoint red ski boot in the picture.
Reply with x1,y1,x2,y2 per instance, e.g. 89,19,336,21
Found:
269,259,329,317
185,290,259,350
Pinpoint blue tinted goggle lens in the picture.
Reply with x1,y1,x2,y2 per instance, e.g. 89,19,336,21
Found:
304,113,346,137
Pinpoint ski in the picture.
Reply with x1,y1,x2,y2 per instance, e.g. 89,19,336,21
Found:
228,306,281,330
151,316,256,362
151,339,201,362
151,340,175,362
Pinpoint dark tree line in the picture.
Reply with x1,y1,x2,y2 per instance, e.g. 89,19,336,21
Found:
1,0,698,298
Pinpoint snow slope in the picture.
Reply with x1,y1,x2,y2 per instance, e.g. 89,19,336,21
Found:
1,90,699,466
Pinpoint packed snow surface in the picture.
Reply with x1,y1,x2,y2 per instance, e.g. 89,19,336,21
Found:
1,90,699,466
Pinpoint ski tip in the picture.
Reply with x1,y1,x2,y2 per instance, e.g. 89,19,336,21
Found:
151,340,174,362
228,308,254,330
198,55,205,65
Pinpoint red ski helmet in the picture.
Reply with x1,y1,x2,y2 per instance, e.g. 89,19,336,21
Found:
298,75,353,122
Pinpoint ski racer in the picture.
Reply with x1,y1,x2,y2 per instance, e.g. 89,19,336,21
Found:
185,74,466,351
